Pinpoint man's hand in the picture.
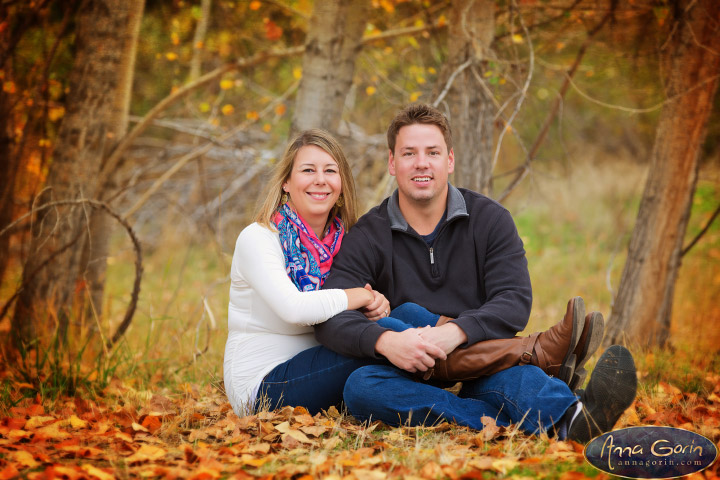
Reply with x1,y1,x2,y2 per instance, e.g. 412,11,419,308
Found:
361,284,391,321
418,322,468,355
375,329,447,372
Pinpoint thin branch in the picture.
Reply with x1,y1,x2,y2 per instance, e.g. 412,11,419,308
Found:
682,202,720,256
98,47,303,189
432,59,473,107
123,78,300,219
497,8,613,203
0,199,143,350
565,71,720,114
491,2,534,177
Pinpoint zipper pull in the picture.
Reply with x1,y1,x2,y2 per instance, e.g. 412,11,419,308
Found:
429,247,435,264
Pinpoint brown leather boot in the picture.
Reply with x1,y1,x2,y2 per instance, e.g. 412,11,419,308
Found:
568,311,605,391
421,297,585,384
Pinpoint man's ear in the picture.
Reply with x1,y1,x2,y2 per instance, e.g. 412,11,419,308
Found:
388,149,396,176
448,148,455,174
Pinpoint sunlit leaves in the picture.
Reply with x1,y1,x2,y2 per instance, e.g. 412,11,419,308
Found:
249,1,261,10
366,85,377,96
221,104,234,115
219,79,234,90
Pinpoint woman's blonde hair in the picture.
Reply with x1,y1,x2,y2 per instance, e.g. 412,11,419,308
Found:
255,128,359,232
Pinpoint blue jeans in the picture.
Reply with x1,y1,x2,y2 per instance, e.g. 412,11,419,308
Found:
343,364,577,435
258,303,435,414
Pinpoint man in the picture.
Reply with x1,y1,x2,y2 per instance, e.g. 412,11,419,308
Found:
315,103,637,442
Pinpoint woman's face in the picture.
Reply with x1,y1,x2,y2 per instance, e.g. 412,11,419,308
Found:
283,145,342,235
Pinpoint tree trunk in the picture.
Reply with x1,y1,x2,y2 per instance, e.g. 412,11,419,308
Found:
11,0,145,347
605,0,720,349
433,0,495,196
82,0,144,329
290,0,369,137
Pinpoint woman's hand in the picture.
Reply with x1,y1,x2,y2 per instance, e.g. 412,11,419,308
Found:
361,284,391,322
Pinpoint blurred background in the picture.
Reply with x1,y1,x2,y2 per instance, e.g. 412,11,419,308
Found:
1,0,718,391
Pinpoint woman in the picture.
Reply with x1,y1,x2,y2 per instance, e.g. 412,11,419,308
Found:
224,129,430,416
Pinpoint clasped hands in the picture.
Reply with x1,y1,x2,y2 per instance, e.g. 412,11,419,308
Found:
375,321,467,373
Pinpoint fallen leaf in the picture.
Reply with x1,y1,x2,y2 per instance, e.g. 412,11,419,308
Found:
126,444,167,464
25,415,56,429
81,464,114,480
9,449,39,468
66,415,89,430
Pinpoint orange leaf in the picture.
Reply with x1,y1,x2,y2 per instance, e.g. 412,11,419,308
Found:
249,1,261,10
0,465,20,480
264,19,283,41
141,415,162,433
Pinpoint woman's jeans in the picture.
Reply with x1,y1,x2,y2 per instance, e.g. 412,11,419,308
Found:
258,303,438,414
259,303,576,433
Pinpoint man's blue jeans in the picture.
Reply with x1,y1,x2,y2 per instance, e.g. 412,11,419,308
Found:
343,364,577,435
258,303,438,414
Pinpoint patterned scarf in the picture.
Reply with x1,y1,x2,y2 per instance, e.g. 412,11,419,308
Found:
273,203,344,292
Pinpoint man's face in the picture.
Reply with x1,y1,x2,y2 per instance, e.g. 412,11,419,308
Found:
388,123,454,208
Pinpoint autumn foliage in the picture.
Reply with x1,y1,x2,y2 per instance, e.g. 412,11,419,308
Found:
1,366,720,479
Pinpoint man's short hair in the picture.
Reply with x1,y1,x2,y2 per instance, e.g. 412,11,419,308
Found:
386,103,453,154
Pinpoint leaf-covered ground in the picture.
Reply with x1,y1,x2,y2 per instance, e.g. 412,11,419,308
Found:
2,373,720,480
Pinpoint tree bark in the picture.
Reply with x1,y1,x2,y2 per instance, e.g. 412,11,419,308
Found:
82,0,145,328
11,0,145,347
433,0,495,196
605,0,720,349
290,0,369,137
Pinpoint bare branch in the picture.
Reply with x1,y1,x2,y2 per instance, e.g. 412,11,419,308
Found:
682,202,720,256
0,199,143,349
497,8,613,203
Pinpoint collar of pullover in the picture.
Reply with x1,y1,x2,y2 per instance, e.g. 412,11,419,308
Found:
387,183,469,232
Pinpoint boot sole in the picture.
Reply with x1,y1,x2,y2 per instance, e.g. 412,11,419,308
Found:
568,312,605,391
568,345,637,443
556,297,585,385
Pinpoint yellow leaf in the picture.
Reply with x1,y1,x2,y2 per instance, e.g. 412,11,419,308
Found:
366,86,377,96
263,123,271,132
10,450,39,468
246,110,259,120
67,415,89,430
409,91,422,102
220,79,234,90
165,52,178,61
249,1,261,10
199,102,210,113
35,421,71,440
416,76,426,85
293,66,303,80
511,33,524,44
428,67,437,74
81,464,114,480
25,416,55,429
171,32,180,46
48,106,65,122
383,46,393,54
222,104,235,116
274,103,286,116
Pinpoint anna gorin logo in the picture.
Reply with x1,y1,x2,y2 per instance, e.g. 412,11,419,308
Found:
584,426,717,479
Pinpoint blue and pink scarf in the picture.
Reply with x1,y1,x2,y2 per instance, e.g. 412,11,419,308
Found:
273,203,344,292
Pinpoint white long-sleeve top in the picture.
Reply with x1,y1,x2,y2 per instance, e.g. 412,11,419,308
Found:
223,222,348,415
